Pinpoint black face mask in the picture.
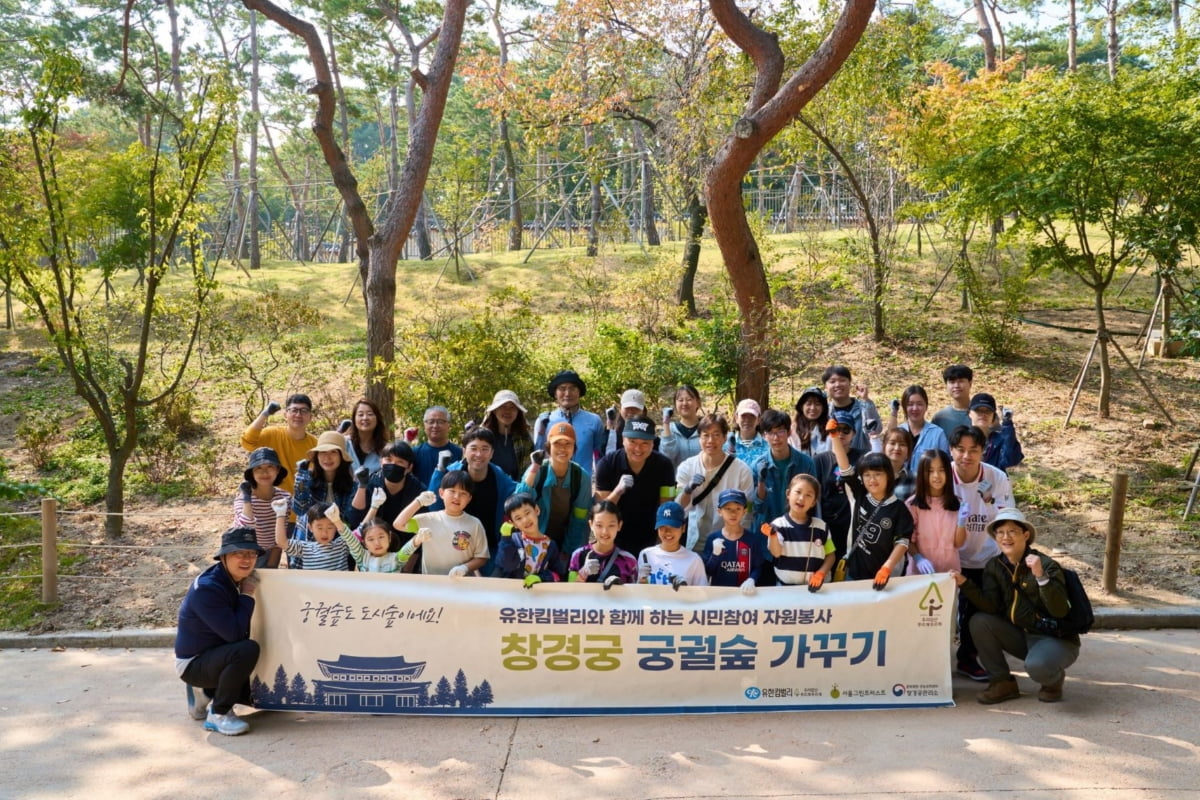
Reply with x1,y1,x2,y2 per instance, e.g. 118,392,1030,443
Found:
381,463,407,483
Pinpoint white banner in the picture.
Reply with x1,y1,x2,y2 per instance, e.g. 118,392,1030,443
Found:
249,571,955,715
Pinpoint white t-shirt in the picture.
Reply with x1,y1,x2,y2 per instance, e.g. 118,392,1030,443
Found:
413,510,489,575
676,455,753,551
638,545,709,587
952,463,1012,569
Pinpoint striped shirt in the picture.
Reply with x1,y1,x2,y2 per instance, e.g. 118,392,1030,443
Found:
233,489,291,552
283,536,350,571
770,514,834,585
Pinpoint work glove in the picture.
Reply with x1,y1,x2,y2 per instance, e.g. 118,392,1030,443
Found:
808,569,826,593
464,420,477,433
448,564,469,578
825,418,840,433
617,474,635,492
740,577,756,595
912,554,935,575
687,473,705,494
262,401,281,417
890,399,900,415
873,565,892,591
355,467,371,487
270,498,289,518
957,504,970,527
531,449,546,466
637,556,651,583
760,523,778,539
663,408,673,425
239,481,253,502
295,459,309,473
413,528,432,547
577,554,601,580
337,419,352,434
669,575,687,591
417,490,437,507
437,451,453,472
711,538,725,557
523,574,542,589
370,487,386,509
603,575,623,590
404,427,418,443
323,504,341,525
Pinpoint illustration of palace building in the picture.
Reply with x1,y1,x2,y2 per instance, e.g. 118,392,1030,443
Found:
312,654,432,710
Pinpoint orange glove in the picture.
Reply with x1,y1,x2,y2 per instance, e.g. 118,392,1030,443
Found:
825,418,840,433
760,523,777,538
873,565,892,590
808,570,826,593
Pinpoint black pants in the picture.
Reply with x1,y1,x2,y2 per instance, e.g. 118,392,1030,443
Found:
181,639,260,715
956,567,984,665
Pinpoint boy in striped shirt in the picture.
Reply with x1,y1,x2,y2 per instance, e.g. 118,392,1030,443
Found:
276,500,351,571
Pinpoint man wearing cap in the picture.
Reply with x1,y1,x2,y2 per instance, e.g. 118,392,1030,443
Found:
595,415,677,554
175,527,263,736
727,399,769,469
968,392,1024,473
412,405,463,486
811,410,866,558
821,365,882,452
240,392,318,496
517,421,593,561
602,388,661,457
533,370,606,480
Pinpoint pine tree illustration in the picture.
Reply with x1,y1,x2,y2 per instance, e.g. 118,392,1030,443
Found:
453,669,470,707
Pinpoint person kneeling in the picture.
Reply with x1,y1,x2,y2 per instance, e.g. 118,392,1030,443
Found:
952,508,1080,705
175,528,263,736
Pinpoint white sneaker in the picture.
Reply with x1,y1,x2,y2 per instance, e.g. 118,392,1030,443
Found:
204,709,250,736
186,685,209,721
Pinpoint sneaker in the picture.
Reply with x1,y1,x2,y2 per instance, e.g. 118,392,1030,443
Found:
956,659,989,682
185,685,209,721
1038,679,1064,703
977,677,1021,705
204,709,250,736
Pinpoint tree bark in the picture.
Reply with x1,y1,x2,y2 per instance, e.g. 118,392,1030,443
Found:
248,10,261,270
973,0,996,71
704,0,876,405
1067,0,1078,72
676,189,706,317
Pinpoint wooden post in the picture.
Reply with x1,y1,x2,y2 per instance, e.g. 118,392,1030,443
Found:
41,497,57,604
1102,472,1128,594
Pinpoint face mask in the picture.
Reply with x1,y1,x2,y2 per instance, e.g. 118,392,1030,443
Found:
381,463,407,483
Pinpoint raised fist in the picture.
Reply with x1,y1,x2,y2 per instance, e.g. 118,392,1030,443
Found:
263,401,281,417
417,490,437,507
531,449,546,466
355,467,371,486
414,528,432,547
239,481,253,502
711,538,725,557
323,504,341,524
296,459,310,473
370,487,386,509
437,451,452,472
337,419,352,434
270,498,289,518
669,575,687,591
404,427,419,443
617,474,635,492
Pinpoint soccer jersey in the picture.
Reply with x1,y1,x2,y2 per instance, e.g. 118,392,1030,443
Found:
702,530,765,587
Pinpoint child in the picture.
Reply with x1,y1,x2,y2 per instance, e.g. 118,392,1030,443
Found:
336,488,407,573
394,470,489,576
763,474,836,591
495,493,564,587
906,449,966,574
828,418,913,589
968,393,1024,473
568,500,639,587
233,447,291,568
881,427,916,502
702,489,764,594
276,500,351,571
637,501,708,589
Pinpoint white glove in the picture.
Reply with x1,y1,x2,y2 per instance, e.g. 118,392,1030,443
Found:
370,487,386,509
912,554,936,575
711,538,725,556
417,490,437,507
577,554,600,580
740,578,757,595
414,528,432,547
617,474,635,492
323,504,341,524
637,555,651,582
957,505,970,526
270,498,289,518
448,564,469,578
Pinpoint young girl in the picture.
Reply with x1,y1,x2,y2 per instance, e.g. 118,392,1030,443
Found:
495,493,563,586
277,500,351,571
233,447,290,568
906,449,966,574
568,501,639,587
790,386,829,455
335,488,406,573
660,384,704,467
703,489,764,594
347,398,390,475
882,427,916,502
394,470,488,577
828,419,913,589
763,474,836,590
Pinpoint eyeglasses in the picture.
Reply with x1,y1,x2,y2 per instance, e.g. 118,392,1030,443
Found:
765,428,790,438
424,418,449,426
993,529,1027,540
285,407,312,416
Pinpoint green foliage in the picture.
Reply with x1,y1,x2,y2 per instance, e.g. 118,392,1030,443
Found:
957,250,1028,361
584,322,701,409
16,411,61,472
384,288,549,427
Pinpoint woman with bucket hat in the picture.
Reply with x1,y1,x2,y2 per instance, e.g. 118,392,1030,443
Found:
291,430,357,547
481,389,534,481
233,447,290,568
952,508,1080,704
175,527,263,736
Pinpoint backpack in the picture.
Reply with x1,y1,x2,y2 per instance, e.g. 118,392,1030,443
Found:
1032,567,1094,637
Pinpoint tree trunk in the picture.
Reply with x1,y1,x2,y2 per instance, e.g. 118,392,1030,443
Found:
632,124,660,247
973,0,996,71
676,189,705,317
1067,0,1078,71
248,10,262,270
500,112,523,250
165,0,184,105
104,450,130,538
1095,290,1112,417
1105,0,1119,80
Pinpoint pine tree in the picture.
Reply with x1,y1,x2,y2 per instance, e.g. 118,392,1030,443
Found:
288,673,309,705
272,665,288,703
453,669,470,708
433,676,454,707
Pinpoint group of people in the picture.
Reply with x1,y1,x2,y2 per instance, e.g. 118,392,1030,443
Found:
176,363,1079,736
